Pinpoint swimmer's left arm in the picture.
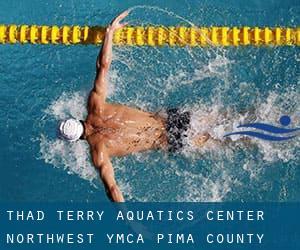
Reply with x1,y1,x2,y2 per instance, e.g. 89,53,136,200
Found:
92,143,125,202
94,11,129,100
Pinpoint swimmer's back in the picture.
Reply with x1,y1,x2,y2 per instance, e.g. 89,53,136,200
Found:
86,102,168,156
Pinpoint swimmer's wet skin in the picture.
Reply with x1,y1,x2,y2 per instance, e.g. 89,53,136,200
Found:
57,11,218,202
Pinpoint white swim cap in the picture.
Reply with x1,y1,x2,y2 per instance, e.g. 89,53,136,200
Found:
58,118,84,142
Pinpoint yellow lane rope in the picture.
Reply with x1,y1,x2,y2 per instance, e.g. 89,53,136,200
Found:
0,25,299,46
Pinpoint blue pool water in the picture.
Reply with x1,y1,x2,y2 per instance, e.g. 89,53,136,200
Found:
0,0,299,202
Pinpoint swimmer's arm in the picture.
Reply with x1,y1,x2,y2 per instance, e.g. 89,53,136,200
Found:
92,144,125,202
94,11,129,99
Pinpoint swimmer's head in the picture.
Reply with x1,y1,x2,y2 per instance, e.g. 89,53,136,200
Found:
57,118,84,142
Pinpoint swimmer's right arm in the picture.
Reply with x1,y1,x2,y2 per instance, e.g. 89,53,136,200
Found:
93,11,129,100
92,144,125,202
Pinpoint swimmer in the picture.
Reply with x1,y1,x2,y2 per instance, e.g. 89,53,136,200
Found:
58,11,210,202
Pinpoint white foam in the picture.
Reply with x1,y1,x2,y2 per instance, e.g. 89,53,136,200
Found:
39,92,98,185
39,134,97,184
180,89,300,163
46,92,87,120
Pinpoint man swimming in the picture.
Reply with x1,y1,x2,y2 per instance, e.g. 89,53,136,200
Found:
58,11,210,202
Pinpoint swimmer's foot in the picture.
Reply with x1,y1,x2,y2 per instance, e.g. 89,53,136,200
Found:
193,133,210,147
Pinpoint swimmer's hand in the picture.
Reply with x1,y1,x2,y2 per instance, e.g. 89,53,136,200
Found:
107,10,129,33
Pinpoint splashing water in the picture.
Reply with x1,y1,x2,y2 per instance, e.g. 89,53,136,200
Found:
39,6,300,202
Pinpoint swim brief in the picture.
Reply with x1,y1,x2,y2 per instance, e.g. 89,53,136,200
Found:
166,108,191,153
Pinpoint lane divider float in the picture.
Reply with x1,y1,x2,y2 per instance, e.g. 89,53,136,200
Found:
0,25,299,46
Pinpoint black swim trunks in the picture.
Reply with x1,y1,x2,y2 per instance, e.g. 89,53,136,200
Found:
166,108,191,153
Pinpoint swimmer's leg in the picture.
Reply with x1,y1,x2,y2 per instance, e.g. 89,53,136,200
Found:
189,113,217,147
192,132,211,147
190,107,258,148
192,133,254,148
